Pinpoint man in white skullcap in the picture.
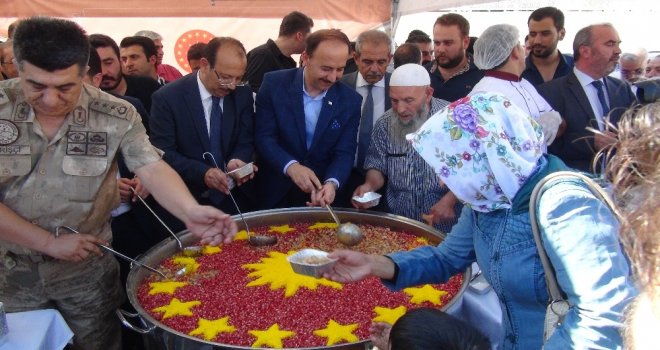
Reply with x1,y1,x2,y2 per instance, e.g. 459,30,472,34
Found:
353,63,462,233
470,24,562,145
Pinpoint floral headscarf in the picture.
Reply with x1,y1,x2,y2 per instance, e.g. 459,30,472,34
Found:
406,92,544,212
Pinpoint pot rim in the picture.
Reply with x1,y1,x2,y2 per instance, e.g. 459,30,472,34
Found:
124,207,471,350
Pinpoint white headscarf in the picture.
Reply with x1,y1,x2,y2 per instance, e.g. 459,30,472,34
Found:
406,92,544,212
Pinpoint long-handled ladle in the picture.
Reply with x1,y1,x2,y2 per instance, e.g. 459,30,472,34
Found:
129,186,203,257
55,225,167,279
325,204,364,246
202,152,277,247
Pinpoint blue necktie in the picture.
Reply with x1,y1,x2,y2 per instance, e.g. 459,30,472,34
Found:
591,80,609,173
209,96,222,161
591,80,610,129
209,96,223,205
356,84,374,169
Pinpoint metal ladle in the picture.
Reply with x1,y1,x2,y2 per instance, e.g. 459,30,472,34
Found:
55,226,167,279
129,186,203,258
325,205,364,246
202,152,277,247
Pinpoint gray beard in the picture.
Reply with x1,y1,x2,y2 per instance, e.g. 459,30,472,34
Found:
390,102,430,141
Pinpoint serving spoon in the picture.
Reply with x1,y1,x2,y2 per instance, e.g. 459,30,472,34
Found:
55,225,167,279
325,205,364,246
202,152,277,247
129,186,203,257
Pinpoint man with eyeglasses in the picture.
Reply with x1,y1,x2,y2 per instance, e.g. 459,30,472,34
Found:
150,37,257,213
1,40,18,79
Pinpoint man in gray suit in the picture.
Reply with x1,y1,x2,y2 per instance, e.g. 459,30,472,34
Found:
538,23,637,173
338,30,392,207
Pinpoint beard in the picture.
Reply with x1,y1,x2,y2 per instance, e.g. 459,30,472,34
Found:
531,44,556,58
101,73,122,91
436,50,465,69
391,102,430,141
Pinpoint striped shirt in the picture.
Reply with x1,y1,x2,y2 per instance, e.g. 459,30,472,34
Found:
364,97,462,233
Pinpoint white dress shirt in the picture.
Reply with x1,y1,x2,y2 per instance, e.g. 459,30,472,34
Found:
573,67,609,131
355,73,387,126
196,71,224,136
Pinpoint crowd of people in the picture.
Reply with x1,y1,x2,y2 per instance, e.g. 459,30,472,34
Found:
0,5,658,350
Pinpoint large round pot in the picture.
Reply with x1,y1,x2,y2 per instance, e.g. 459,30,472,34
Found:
121,207,470,350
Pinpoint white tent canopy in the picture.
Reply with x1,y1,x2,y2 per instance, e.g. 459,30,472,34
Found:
2,0,656,72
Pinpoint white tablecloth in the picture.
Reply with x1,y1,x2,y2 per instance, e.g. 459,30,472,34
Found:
1,309,73,350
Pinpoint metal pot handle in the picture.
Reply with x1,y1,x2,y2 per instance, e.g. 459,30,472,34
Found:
116,309,156,334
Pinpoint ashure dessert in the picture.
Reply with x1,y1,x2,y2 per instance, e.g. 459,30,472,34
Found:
300,255,332,265
137,222,463,348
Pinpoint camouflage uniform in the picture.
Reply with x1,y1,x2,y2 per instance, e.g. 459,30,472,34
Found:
0,79,162,350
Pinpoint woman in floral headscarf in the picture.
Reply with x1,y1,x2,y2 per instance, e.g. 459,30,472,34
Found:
325,92,636,350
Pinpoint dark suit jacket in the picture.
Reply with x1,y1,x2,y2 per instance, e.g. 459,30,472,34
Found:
340,71,391,111
255,68,362,208
537,71,636,172
150,73,255,200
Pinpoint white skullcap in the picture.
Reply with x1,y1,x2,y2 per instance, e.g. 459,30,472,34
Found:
473,24,519,70
390,63,431,87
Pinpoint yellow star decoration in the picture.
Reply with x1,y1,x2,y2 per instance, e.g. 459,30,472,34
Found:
152,298,201,319
243,251,342,297
403,284,447,305
268,224,295,234
308,222,338,229
173,256,200,274
189,316,236,341
234,230,248,241
313,319,359,346
202,245,222,255
372,305,407,325
249,324,295,348
148,281,188,295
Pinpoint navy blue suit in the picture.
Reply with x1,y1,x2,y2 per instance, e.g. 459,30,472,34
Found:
537,71,636,172
255,68,362,208
150,72,255,202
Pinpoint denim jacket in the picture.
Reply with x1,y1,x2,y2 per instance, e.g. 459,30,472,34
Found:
386,156,636,349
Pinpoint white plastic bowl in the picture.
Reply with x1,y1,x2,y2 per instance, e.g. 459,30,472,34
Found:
228,162,254,180
352,191,382,208
287,249,337,278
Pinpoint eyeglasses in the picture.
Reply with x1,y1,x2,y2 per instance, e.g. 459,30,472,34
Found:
214,69,248,87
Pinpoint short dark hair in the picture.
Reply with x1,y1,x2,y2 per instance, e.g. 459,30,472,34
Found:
187,42,207,62
528,6,565,31
87,47,102,77
305,29,350,57
7,21,17,39
434,13,470,37
13,16,89,74
389,308,491,350
89,33,120,59
393,43,421,68
120,36,158,62
405,30,431,44
279,11,314,37
203,37,246,67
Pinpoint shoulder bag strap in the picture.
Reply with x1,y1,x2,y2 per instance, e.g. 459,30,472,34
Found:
529,171,621,302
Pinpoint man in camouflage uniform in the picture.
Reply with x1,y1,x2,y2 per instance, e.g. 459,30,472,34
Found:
0,17,237,350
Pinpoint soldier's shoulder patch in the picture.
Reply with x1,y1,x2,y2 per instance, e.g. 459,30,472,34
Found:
89,98,133,120
0,88,8,105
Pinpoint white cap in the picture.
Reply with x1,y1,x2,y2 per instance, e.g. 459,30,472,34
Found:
473,24,519,70
390,63,431,87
